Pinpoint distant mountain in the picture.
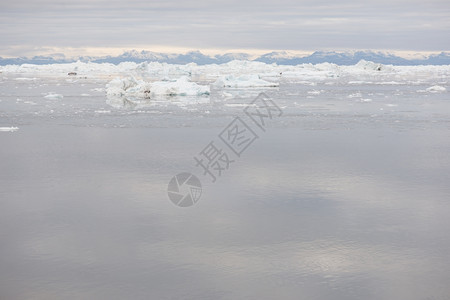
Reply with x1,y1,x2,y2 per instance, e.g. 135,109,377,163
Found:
423,52,450,65
0,55,74,65
1,50,449,66
255,50,423,65
213,53,253,64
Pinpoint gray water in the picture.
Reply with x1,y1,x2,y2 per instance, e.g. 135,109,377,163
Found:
1,74,450,299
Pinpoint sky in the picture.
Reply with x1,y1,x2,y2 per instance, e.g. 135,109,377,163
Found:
0,0,449,57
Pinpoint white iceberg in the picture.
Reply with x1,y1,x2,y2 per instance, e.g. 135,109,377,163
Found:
0,127,19,132
353,60,387,71
106,77,152,99
425,85,446,93
150,76,210,96
44,93,64,99
106,76,210,100
213,74,279,88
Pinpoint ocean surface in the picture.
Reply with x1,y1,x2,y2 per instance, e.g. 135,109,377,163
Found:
1,69,450,299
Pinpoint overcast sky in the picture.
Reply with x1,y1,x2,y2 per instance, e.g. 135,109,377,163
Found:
1,0,449,57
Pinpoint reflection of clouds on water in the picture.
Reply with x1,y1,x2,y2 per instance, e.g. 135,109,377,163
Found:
2,125,450,300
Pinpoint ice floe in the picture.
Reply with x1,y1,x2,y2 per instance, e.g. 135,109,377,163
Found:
44,93,64,99
0,127,19,132
150,76,210,96
426,85,446,93
213,74,279,88
106,76,210,99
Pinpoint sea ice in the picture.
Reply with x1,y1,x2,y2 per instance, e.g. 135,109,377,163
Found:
106,77,153,99
307,90,323,95
150,76,210,96
0,127,19,132
352,60,390,71
426,85,447,93
106,76,210,99
44,93,64,99
213,74,279,88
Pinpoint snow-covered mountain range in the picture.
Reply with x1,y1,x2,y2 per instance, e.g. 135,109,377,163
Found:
1,50,449,66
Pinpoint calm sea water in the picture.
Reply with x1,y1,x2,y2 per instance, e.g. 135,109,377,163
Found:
1,75,450,299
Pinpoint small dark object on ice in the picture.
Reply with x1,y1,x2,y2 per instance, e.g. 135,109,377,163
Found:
68,72,77,76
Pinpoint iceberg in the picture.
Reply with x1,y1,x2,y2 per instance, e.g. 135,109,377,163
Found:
0,127,19,132
1,59,449,92
150,76,210,96
106,76,210,99
106,77,152,99
353,60,386,71
44,93,64,99
426,85,446,93
213,74,279,88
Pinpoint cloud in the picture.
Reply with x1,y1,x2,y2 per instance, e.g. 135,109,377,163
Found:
1,0,449,56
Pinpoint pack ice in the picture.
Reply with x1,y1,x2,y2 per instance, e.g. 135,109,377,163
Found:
1,59,448,105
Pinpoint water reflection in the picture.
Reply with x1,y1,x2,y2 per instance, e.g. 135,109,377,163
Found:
105,95,210,109
1,126,449,299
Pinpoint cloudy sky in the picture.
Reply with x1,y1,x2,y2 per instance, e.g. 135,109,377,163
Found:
1,0,449,57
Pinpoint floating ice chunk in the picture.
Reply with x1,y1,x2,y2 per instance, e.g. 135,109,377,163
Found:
15,77,37,81
354,60,385,71
426,85,446,93
307,90,323,95
377,81,402,85
222,91,233,98
106,77,152,99
348,81,371,85
44,93,64,99
0,127,19,132
213,74,279,88
225,103,250,107
150,76,210,96
106,76,209,99
348,92,362,98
